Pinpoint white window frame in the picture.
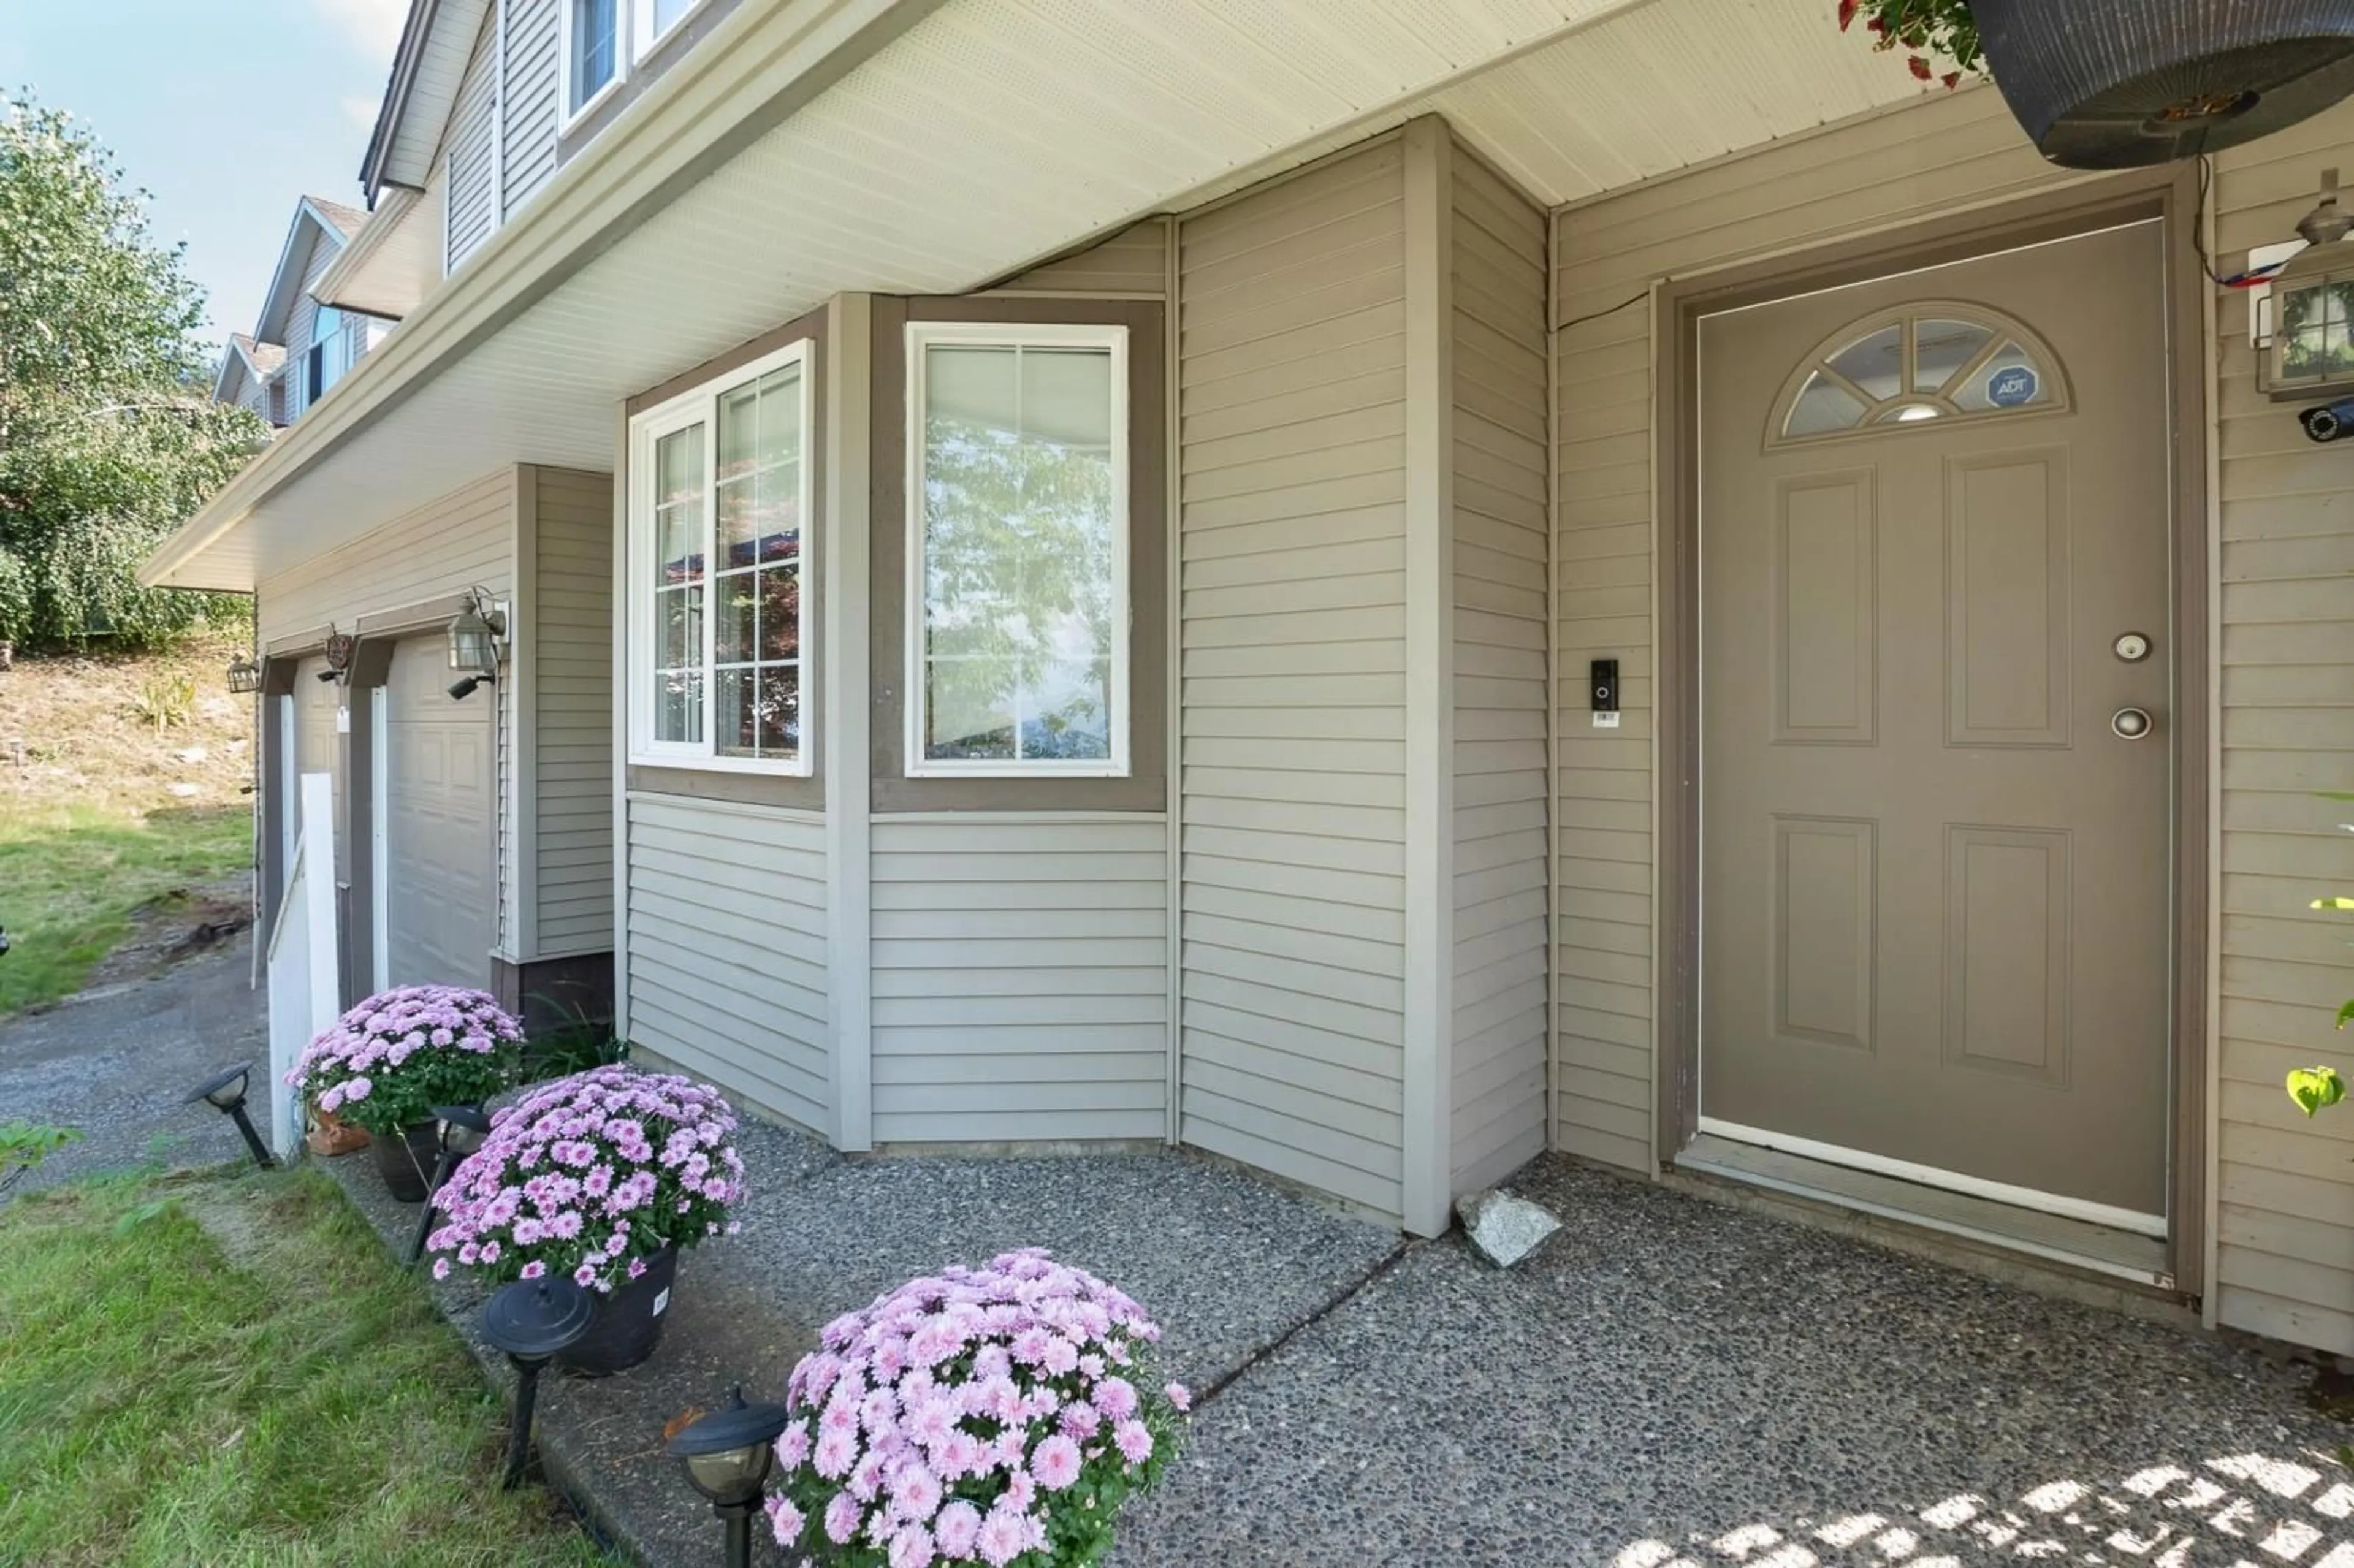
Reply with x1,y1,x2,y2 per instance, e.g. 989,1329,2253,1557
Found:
558,0,627,134
627,338,816,776
902,321,1132,780
631,0,711,61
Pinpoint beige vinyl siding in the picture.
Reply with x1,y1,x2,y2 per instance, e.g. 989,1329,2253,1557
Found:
869,817,1169,1144
1449,147,1550,1197
626,795,829,1133
258,470,518,946
2208,101,2354,1357
1548,85,2079,1176
528,466,614,956
502,0,559,217
1176,139,1411,1221
443,12,500,272
997,219,1170,296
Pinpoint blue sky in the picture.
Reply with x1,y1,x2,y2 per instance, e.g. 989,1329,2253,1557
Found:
0,0,409,344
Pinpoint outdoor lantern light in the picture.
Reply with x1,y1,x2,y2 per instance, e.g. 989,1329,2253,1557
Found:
2260,169,2354,402
183,1062,275,1169
668,1385,794,1568
446,588,506,701
480,1274,595,1490
226,655,262,695
405,1104,494,1266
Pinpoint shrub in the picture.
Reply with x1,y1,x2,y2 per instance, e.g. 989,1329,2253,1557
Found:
427,1064,742,1292
766,1249,1190,1568
285,985,526,1136
0,549,31,644
132,670,196,733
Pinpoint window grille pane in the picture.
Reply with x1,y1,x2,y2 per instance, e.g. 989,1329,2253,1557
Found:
571,0,617,111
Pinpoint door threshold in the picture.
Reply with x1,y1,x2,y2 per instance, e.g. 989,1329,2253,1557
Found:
1674,1133,2173,1288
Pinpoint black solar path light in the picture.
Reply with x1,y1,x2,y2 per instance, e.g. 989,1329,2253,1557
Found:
668,1385,794,1568
184,1063,275,1168
480,1274,595,1490
405,1104,493,1266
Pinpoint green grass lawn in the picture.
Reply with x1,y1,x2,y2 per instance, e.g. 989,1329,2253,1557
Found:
0,1167,614,1567
0,801,253,1013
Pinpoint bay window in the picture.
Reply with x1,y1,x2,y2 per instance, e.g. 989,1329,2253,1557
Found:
630,340,811,774
905,323,1129,777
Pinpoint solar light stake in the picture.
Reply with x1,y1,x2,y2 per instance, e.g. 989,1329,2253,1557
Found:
406,1105,492,1266
183,1064,276,1168
668,1385,794,1568
480,1276,594,1490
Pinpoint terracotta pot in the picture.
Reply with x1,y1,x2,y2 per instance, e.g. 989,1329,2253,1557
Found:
370,1119,443,1202
1973,0,2354,169
558,1246,680,1377
306,1105,368,1157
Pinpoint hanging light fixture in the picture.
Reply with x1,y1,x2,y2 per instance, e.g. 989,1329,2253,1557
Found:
226,654,262,695
446,588,507,701
480,1275,595,1490
668,1385,795,1568
2261,168,2354,403
183,1063,276,1168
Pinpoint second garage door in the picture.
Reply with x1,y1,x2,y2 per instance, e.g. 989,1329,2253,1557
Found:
384,637,496,989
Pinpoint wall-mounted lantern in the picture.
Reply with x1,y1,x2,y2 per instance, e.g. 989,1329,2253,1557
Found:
446,588,508,701
226,655,262,695
2259,169,2354,403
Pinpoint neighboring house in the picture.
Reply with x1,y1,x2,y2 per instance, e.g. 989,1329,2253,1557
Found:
210,196,391,427
147,1,2354,1361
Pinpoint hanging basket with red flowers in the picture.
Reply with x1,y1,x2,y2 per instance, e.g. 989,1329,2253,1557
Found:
1838,0,1981,88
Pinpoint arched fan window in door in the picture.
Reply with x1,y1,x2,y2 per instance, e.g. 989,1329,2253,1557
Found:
1767,302,2071,446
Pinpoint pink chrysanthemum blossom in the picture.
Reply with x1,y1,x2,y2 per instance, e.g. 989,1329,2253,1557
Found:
286,985,522,1135
1165,1381,1192,1414
425,1064,739,1293
763,1251,1187,1564
766,1496,805,1547
933,1499,981,1559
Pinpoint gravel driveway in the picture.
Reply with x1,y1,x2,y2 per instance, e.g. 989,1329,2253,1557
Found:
0,935,266,1194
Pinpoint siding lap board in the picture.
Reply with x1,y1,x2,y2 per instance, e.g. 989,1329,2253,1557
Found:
443,11,500,272
1449,148,1550,1197
1179,140,1411,1221
869,817,1169,1144
628,795,829,1135
502,0,560,216
531,468,615,955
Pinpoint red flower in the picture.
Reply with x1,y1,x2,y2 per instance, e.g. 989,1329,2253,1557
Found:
1908,53,1932,80
1941,70,1962,89
1866,14,1887,34
1838,0,1860,31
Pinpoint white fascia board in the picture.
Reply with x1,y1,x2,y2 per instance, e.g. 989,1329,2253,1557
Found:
312,187,424,317
140,0,943,591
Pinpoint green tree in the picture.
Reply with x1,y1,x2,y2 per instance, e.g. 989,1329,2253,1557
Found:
0,91,264,650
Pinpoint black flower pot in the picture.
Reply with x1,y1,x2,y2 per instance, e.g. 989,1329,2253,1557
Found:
557,1246,680,1377
370,1119,443,1203
1974,0,2354,170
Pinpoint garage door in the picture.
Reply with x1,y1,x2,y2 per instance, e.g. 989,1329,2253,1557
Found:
384,638,496,988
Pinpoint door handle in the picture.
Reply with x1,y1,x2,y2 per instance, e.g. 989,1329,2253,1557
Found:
2111,707,2154,740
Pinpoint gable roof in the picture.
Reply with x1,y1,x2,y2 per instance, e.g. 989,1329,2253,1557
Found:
250,197,362,347
212,332,287,404
360,0,495,202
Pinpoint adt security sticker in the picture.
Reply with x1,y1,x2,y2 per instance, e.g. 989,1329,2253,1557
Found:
1986,364,2038,408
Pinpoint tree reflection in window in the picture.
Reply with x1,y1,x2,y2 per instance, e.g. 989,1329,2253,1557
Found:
918,340,1119,766
1771,304,2066,445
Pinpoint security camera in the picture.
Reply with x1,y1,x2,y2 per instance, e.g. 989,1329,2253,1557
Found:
2299,397,2354,443
448,674,486,701
315,668,339,683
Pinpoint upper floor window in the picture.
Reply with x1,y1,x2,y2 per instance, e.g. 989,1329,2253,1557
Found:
566,0,706,127
305,305,343,405
565,0,621,122
628,340,813,774
1770,302,2069,445
905,323,1129,777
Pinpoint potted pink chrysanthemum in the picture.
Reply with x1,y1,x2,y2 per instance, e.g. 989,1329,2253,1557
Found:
285,985,525,1200
427,1063,744,1375
764,1249,1190,1567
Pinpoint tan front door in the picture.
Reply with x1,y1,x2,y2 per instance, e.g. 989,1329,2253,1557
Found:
1698,221,2171,1222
